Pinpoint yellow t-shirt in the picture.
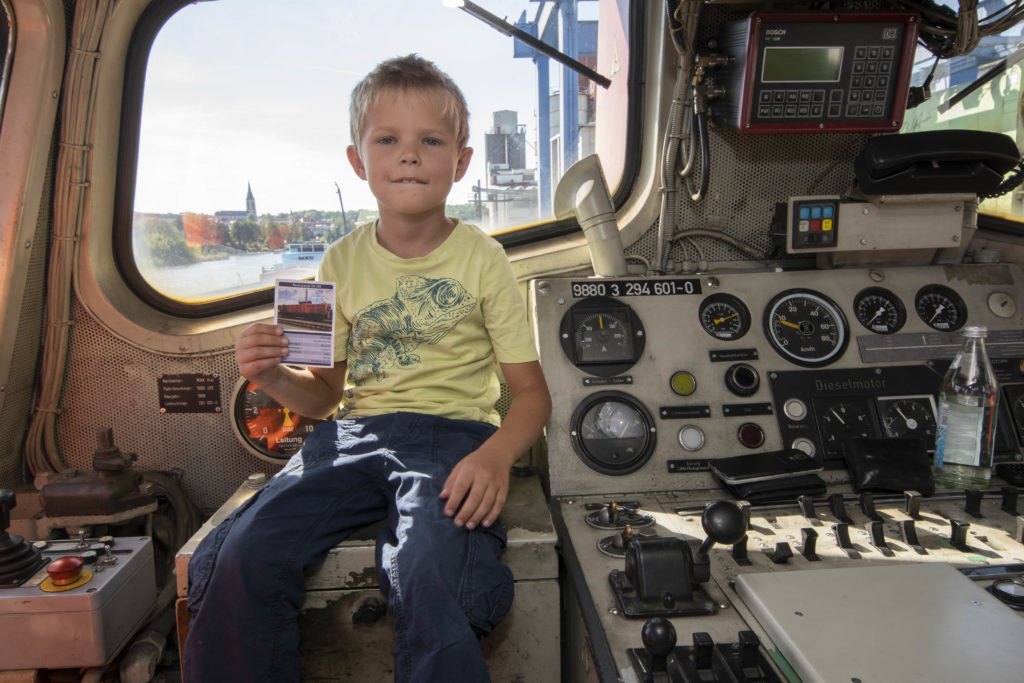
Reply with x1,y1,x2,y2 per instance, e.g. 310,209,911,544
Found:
317,219,538,425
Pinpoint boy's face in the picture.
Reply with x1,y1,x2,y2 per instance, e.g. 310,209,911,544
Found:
347,89,472,222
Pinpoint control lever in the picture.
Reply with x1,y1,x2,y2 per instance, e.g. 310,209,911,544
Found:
695,501,747,582
832,522,861,558
859,492,882,521
1001,486,1019,515
731,534,751,566
767,542,793,564
800,527,820,561
0,489,47,588
867,521,894,557
640,617,676,676
828,493,852,524
904,490,922,519
964,489,985,519
798,495,821,525
899,519,927,554
950,519,971,551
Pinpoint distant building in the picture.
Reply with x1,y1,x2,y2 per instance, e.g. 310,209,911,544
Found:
478,110,538,228
215,182,256,225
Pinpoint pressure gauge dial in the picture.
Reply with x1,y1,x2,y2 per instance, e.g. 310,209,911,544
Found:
573,312,633,362
698,293,751,341
817,399,875,453
915,284,967,331
853,287,906,334
878,396,936,444
569,391,656,475
231,378,333,462
559,297,645,377
763,289,849,367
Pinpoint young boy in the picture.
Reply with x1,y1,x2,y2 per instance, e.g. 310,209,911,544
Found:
183,55,550,682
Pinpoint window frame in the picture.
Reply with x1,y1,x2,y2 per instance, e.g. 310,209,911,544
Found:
113,0,647,317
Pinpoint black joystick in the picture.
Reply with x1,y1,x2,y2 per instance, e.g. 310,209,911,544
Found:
697,500,747,558
691,500,747,583
0,489,47,588
641,617,677,673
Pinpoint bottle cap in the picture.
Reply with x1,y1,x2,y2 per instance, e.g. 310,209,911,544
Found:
962,325,987,338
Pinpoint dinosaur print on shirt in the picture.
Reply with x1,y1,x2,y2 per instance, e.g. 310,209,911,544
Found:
347,275,477,384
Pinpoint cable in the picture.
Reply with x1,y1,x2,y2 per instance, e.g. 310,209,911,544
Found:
980,157,1024,198
887,0,1024,58
670,229,764,259
25,0,115,474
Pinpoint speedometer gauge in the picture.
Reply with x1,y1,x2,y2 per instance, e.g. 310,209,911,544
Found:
763,289,849,367
699,293,751,341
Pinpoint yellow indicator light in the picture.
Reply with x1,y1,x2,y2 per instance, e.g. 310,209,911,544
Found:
670,371,697,396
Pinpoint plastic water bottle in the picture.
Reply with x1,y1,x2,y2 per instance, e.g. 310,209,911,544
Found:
934,326,999,490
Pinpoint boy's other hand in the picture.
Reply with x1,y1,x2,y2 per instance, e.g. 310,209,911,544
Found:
236,323,289,384
440,448,510,530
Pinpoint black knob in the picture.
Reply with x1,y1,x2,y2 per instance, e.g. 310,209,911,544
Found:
641,617,676,672
701,500,747,546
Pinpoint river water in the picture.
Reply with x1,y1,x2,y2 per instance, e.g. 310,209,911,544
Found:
138,251,320,300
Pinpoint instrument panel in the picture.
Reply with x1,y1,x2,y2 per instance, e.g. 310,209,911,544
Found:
534,265,1024,683
531,264,1024,497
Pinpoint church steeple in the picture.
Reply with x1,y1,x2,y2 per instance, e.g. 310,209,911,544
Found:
245,182,256,217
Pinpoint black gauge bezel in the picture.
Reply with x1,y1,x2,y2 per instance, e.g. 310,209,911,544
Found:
877,395,937,445
698,292,751,341
914,284,968,331
762,289,850,368
569,391,656,475
853,286,906,335
559,296,646,377
813,397,878,455
230,378,332,462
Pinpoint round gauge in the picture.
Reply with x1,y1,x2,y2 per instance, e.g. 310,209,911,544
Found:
559,297,645,377
574,312,632,360
698,293,751,341
915,285,967,331
763,289,849,367
853,287,906,334
570,391,656,475
880,398,936,442
230,378,333,462
818,402,874,452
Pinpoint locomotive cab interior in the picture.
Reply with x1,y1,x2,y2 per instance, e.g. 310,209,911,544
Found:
3,0,1024,681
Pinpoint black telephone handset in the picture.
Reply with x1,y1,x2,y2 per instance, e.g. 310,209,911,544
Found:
854,130,1022,196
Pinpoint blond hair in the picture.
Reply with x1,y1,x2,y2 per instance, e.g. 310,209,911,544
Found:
349,54,470,149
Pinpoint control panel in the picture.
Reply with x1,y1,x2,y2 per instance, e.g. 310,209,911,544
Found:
714,11,919,133
532,264,1024,498
533,265,1024,682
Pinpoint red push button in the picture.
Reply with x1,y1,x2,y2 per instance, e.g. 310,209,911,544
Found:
46,556,84,586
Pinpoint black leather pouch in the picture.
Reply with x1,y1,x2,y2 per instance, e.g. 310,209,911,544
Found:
722,473,827,504
843,437,935,496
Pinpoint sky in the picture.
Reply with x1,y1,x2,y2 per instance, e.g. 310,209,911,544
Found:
133,0,586,216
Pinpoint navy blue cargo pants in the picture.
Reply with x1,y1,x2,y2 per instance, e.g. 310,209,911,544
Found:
183,412,512,682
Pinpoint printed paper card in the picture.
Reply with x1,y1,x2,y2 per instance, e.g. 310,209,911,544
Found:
274,279,336,368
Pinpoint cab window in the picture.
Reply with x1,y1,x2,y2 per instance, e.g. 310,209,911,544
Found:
121,0,635,310
903,0,1024,226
